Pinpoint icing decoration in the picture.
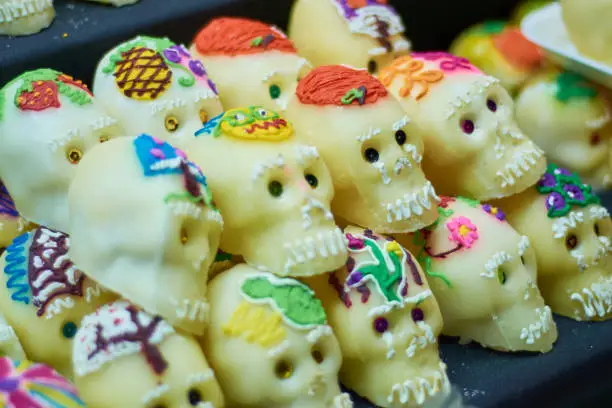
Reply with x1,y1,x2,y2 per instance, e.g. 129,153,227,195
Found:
331,0,404,52
1,69,92,115
3,227,100,319
195,106,293,141
482,204,506,221
410,52,481,74
536,163,600,218
446,216,478,248
240,273,327,329
378,55,444,99
223,302,287,347
102,36,206,101
555,71,598,103
296,65,388,106
0,358,85,407
0,182,18,218
73,301,175,377
133,134,215,208
193,17,297,56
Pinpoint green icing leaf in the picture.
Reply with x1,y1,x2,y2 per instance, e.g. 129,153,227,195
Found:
456,196,480,207
56,82,92,106
251,36,263,47
555,71,597,103
479,20,507,35
412,231,452,288
241,274,327,328
101,39,147,74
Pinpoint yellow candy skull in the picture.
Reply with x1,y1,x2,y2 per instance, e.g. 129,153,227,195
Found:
515,69,612,190
379,52,546,201
498,164,612,321
0,226,117,377
186,107,347,277
73,300,225,408
307,226,449,408
397,197,558,353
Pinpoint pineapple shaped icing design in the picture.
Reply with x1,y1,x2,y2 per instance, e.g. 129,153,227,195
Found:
101,35,213,101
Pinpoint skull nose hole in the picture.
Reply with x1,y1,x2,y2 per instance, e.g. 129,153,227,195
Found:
180,226,189,245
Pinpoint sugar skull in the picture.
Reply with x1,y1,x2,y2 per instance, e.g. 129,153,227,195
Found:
497,164,612,321
73,301,225,408
288,0,411,75
185,106,347,277
94,35,222,147
0,69,123,232
379,52,547,201
396,196,557,352
0,357,85,407
285,65,439,234
204,263,350,407
0,0,55,36
191,17,311,113
305,226,449,407
67,135,223,335
84,0,138,6
449,21,544,94
0,181,28,250
0,226,117,377
515,69,612,190
561,0,612,65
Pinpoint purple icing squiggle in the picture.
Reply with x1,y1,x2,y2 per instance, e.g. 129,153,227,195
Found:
0,182,18,218
334,0,394,19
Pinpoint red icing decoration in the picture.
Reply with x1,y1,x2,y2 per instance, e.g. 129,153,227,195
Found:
193,17,297,56
411,52,481,74
16,81,60,112
296,65,388,106
438,196,456,209
492,28,544,70
57,74,93,97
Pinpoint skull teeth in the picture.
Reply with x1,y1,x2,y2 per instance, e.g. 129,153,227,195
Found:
496,145,544,188
283,228,347,273
519,306,553,344
387,362,450,405
384,181,439,223
0,0,53,23
570,278,612,320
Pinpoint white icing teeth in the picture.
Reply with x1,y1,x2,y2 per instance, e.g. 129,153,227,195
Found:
283,228,347,273
301,198,334,229
570,279,612,320
384,181,439,223
519,306,553,345
387,363,450,405
496,146,544,188
570,236,612,272
0,0,53,24
405,321,437,358
333,393,354,408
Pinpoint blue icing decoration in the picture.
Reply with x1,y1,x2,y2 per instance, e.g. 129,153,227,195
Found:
3,231,33,305
133,134,207,185
195,113,223,137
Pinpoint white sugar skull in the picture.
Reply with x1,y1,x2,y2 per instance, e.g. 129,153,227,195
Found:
396,196,557,352
0,181,29,249
68,135,223,335
497,164,612,321
379,52,547,201
185,106,347,277
285,65,439,234
0,69,123,232
0,0,54,36
515,69,612,190
288,0,411,75
73,301,225,408
94,35,223,147
204,263,350,408
0,226,117,377
190,17,311,113
306,226,449,408
83,0,138,6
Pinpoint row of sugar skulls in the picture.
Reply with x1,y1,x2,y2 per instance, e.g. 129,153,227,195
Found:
0,0,140,36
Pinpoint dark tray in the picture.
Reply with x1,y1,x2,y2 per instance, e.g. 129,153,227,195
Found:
2,1,611,408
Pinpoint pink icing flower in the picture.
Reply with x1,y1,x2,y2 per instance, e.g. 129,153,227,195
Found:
446,216,478,248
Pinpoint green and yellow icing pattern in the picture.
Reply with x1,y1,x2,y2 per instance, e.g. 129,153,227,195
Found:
195,106,293,141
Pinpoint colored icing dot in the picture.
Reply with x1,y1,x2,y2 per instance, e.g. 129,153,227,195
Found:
305,173,318,188
461,119,474,134
590,133,601,145
565,234,578,250
367,60,378,74
554,167,572,176
275,360,293,379
364,147,379,163
486,99,497,112
269,84,281,99
538,173,557,188
62,322,77,338
188,388,202,405
563,184,585,201
67,148,83,164
164,48,181,63
411,308,425,322
374,317,389,333
395,130,406,146
497,269,507,285
545,192,566,211
189,60,206,77
268,181,283,197
346,271,364,286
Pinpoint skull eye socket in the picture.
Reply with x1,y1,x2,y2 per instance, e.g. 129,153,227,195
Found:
460,118,475,134
165,115,180,132
274,359,293,379
486,98,498,112
187,388,202,406
590,132,601,146
373,316,389,333
411,307,425,322
199,108,208,124
565,233,579,250
268,181,283,197
269,84,281,100
99,134,110,143
363,147,380,163
367,59,378,74
311,347,324,364
61,321,77,339
497,268,507,285
305,173,318,188
520,256,526,265
594,223,601,236
180,226,189,245
67,148,83,164
395,130,407,146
